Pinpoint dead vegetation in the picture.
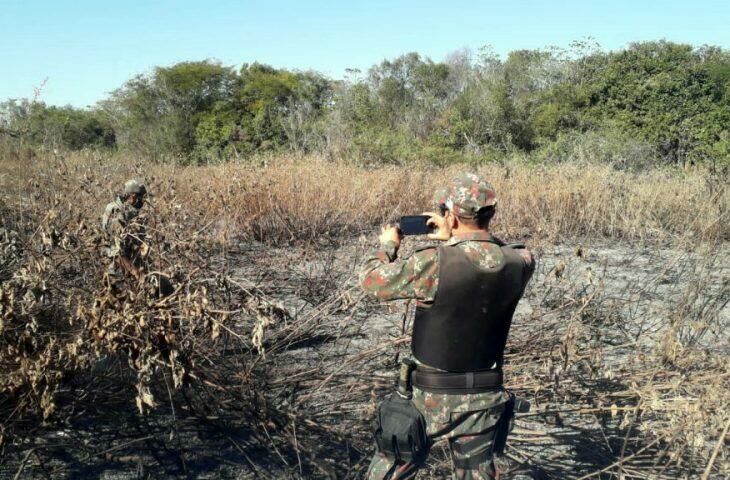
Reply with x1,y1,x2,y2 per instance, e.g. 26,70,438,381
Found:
500,246,729,479
0,151,728,479
7,150,723,246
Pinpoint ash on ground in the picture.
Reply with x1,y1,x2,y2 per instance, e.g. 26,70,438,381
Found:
2,237,728,479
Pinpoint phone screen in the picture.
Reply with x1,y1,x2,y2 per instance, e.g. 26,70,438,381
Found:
399,215,433,236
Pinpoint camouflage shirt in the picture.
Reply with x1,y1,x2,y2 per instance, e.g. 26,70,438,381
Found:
360,230,534,303
101,197,146,271
360,230,535,421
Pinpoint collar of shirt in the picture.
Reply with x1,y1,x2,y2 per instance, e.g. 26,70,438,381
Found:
446,230,494,245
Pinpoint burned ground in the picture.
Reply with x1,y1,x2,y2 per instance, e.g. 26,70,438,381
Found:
2,236,727,479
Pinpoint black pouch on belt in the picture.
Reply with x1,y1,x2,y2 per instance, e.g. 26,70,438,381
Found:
373,358,431,463
373,394,430,463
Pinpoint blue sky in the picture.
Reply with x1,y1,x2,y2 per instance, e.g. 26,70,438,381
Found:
2,0,729,108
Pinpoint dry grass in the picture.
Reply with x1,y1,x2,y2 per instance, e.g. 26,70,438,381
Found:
177,155,728,244
3,150,730,246
233,157,725,243
0,150,728,478
5,150,723,246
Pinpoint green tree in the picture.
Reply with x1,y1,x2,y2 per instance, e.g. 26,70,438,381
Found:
0,99,115,151
194,63,331,158
583,41,730,164
103,61,236,160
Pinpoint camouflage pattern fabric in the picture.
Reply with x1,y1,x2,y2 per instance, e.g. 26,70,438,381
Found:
367,388,509,479
360,231,506,302
101,197,147,275
361,229,535,479
432,172,497,219
122,178,147,196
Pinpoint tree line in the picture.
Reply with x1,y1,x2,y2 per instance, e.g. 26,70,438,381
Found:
2,40,729,166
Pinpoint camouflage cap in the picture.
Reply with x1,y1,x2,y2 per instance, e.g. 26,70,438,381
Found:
432,172,497,217
123,179,147,196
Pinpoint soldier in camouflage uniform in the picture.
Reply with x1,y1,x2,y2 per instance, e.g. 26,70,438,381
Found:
101,179,149,281
360,173,535,479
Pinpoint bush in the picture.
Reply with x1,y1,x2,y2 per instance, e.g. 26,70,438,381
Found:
531,128,660,170
0,100,115,151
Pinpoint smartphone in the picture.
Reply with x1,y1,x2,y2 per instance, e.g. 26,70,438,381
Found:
399,215,434,236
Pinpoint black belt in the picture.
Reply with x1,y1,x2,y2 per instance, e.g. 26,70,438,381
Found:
411,368,503,394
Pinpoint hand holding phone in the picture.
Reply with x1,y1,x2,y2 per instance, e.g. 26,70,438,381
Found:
379,224,402,248
422,211,452,241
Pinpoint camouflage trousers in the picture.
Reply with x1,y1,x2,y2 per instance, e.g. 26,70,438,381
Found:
367,387,510,480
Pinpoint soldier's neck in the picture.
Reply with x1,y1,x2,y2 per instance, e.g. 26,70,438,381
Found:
452,226,488,237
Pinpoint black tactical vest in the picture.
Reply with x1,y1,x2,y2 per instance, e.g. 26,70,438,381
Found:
411,241,529,372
